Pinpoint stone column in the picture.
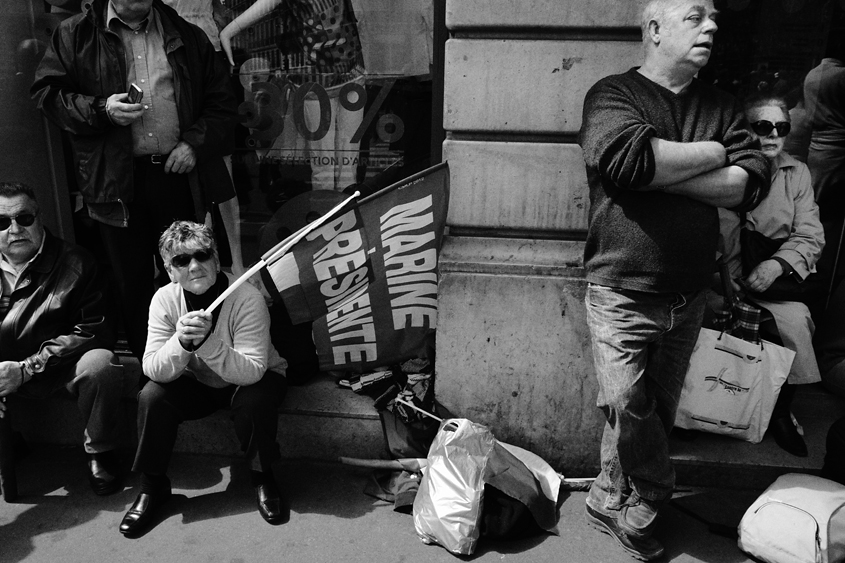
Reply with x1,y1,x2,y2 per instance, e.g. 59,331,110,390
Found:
436,1,642,475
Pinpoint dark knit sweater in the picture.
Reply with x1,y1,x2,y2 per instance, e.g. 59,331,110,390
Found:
580,68,770,293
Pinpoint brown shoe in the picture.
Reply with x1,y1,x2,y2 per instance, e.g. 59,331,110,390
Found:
618,492,664,539
586,503,665,561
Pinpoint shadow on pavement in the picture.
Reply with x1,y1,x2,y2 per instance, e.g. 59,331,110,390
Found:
0,445,131,563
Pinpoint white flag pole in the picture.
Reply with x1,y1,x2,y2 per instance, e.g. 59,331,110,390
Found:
205,191,360,314
394,397,443,423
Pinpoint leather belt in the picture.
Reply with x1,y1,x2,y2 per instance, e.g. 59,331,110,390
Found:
134,153,169,166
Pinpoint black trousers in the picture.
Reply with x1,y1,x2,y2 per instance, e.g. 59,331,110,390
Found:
132,372,288,476
99,158,196,361
760,314,796,419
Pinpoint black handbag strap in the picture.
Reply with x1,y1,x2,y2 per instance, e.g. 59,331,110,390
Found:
717,257,736,314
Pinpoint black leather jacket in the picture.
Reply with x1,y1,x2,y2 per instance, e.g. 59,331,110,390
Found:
30,0,237,225
0,231,114,379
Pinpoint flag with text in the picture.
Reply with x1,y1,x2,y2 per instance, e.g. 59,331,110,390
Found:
261,163,449,371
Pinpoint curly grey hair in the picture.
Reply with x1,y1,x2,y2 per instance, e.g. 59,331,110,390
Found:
158,220,218,264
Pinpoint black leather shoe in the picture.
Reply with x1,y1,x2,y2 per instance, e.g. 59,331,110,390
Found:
119,490,172,536
88,451,122,496
770,416,808,457
672,427,699,442
255,481,287,525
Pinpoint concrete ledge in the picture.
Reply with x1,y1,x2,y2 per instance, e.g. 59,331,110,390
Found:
10,353,842,488
669,383,845,489
439,235,585,277
9,357,385,463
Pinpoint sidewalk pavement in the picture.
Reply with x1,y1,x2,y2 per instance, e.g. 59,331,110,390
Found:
1,445,762,563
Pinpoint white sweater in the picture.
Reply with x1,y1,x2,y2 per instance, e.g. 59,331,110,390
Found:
143,274,287,388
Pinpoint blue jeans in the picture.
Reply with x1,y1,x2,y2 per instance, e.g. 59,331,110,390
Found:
585,284,705,510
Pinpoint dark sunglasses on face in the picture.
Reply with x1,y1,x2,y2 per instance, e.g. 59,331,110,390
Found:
750,120,791,137
0,212,38,231
170,248,214,268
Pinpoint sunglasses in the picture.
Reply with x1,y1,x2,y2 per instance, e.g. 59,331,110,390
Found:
0,212,38,231
750,120,791,137
170,248,214,268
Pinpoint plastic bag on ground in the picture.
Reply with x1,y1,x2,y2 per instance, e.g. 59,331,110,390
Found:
412,418,561,555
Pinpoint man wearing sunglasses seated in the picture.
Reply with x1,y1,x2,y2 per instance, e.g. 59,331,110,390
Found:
119,220,288,537
0,182,124,496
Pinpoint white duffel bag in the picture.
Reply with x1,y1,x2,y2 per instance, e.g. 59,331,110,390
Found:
738,473,845,563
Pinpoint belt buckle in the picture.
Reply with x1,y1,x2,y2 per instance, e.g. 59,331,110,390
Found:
150,154,164,165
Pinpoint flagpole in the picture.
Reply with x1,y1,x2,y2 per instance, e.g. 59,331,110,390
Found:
394,397,444,423
205,191,360,314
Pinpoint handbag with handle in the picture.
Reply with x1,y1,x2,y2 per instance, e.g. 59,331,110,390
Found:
675,263,796,443
675,327,794,442
738,473,845,563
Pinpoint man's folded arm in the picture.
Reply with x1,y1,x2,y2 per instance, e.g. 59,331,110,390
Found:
645,138,726,186
661,165,750,208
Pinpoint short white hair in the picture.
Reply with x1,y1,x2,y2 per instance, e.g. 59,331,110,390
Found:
744,95,791,123
640,0,677,40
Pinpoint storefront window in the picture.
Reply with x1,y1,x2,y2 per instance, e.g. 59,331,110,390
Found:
8,0,438,272
222,0,437,266
701,0,844,169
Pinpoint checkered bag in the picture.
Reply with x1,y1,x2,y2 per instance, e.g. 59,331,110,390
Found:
712,295,762,343
711,259,762,343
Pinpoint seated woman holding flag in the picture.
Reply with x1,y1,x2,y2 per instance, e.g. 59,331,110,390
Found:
119,221,289,537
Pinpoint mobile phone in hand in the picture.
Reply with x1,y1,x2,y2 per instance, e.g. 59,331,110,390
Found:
128,83,143,104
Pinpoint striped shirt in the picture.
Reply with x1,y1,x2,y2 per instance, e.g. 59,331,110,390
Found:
107,2,181,155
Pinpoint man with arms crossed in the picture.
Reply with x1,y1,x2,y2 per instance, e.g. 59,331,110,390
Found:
579,1,769,559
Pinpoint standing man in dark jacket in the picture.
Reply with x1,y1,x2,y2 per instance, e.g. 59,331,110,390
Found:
578,0,770,560
31,0,238,361
0,182,123,496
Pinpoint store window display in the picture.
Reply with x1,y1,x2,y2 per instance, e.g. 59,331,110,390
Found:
220,0,366,193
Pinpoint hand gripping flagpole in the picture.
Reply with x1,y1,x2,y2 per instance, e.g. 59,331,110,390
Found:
205,191,360,315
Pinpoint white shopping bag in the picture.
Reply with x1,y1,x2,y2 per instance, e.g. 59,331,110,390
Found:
675,328,795,443
412,418,561,555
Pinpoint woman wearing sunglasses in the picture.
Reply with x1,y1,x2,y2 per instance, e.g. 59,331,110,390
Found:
119,221,289,537
717,93,825,457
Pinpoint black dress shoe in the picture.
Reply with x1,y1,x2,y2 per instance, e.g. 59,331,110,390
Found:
88,451,122,496
770,416,808,457
255,481,287,525
119,490,172,536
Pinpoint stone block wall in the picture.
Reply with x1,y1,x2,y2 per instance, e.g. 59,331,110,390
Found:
435,1,643,475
